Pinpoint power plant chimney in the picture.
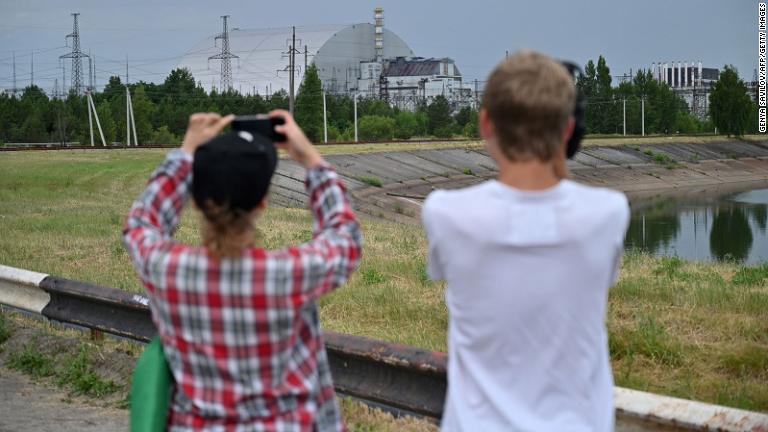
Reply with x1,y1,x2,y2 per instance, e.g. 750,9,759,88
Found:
374,7,384,63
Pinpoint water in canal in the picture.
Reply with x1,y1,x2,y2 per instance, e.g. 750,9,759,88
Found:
626,185,768,264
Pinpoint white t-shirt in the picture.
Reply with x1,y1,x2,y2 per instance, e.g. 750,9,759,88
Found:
422,179,629,432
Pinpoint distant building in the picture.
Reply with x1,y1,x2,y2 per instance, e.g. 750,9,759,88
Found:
650,61,719,119
372,57,474,110
177,8,474,111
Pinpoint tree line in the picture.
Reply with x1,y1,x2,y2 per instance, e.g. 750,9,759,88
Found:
577,56,758,136
0,65,476,145
0,56,757,145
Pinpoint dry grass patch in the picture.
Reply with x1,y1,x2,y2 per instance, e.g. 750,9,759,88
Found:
340,398,439,432
582,134,766,147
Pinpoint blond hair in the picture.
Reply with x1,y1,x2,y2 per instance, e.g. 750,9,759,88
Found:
482,50,576,162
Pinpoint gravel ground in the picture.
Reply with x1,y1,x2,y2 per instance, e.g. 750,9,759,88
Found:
0,367,128,432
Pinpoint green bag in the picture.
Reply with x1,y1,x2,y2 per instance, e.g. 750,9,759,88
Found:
131,337,173,432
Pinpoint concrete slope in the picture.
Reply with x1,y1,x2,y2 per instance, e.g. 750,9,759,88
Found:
268,140,768,223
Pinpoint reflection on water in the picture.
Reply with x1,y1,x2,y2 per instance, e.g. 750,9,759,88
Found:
626,188,768,264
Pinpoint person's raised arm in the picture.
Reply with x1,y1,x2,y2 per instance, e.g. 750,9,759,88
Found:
123,113,233,280
270,110,362,304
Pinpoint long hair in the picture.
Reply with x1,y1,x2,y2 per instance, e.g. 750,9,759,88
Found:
199,200,253,261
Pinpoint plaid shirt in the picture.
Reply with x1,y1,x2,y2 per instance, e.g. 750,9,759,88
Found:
124,149,362,432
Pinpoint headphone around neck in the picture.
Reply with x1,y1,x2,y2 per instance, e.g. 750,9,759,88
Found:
560,61,587,159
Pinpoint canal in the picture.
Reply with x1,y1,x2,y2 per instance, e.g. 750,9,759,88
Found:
627,182,768,264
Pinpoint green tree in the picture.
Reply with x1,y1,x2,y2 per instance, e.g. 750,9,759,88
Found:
268,89,289,111
151,126,179,144
131,86,156,144
18,86,51,142
96,102,117,144
394,111,419,139
578,60,599,133
294,64,323,142
358,98,393,118
593,56,615,133
427,95,452,136
709,66,752,136
358,115,395,141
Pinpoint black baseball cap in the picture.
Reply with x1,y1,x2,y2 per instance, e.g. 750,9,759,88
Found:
192,131,278,213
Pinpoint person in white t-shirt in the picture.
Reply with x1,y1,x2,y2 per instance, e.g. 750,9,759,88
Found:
422,51,630,432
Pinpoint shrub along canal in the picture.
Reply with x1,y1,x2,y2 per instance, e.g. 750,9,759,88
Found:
627,182,768,264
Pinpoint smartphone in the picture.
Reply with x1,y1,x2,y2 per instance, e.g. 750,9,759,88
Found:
231,115,286,142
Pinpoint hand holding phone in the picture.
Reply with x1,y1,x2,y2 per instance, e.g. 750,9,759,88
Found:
231,115,287,142
268,110,325,169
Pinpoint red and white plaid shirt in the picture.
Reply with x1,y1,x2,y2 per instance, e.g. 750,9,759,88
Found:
124,149,362,431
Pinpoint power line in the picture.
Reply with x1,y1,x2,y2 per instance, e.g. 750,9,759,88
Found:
208,15,238,92
59,13,89,95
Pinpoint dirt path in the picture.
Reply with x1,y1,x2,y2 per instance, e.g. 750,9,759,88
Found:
0,367,128,432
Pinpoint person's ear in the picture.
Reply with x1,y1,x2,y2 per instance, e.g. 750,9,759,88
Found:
480,109,503,163
479,108,495,142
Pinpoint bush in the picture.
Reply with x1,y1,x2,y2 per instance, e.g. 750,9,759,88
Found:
358,115,395,141
434,125,455,139
394,112,419,140
358,176,383,187
151,126,179,145
463,119,479,138
326,125,340,142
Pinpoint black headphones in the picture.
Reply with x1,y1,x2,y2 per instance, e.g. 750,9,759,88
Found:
560,61,587,159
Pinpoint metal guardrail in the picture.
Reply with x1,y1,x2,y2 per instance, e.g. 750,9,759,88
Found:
0,263,767,431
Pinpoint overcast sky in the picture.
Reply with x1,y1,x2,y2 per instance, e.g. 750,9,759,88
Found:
0,0,757,94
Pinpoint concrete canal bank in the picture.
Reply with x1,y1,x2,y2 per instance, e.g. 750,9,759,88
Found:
267,139,768,223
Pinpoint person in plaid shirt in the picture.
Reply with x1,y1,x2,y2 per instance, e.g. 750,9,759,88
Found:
124,110,362,431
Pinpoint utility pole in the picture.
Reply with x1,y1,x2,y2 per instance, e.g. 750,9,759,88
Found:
86,91,106,146
61,62,66,95
290,26,296,113
87,52,92,91
304,45,308,71
623,98,626,136
87,89,94,146
125,58,129,84
209,15,238,92
11,52,17,95
30,52,34,87
126,86,130,145
323,91,328,143
277,27,300,113
60,13,88,96
353,93,358,142
641,97,645,136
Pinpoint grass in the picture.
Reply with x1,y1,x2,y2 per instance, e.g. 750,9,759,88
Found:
642,149,679,169
358,176,383,188
5,338,120,397
0,312,10,345
1,150,768,413
581,133,766,147
57,344,121,397
7,343,56,379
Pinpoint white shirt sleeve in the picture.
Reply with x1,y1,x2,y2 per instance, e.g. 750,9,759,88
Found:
422,193,445,281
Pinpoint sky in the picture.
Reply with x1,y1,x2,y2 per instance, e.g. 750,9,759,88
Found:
0,0,757,95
